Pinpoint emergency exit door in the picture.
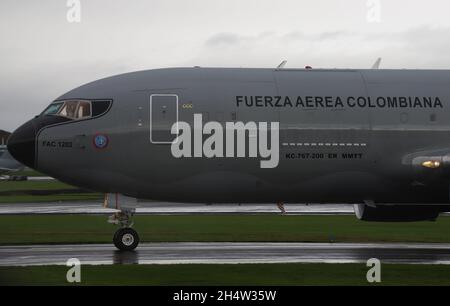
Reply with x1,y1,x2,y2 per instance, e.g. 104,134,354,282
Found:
150,94,178,144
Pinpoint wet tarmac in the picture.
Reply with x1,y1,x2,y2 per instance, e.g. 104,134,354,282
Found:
1,242,449,266
0,202,354,215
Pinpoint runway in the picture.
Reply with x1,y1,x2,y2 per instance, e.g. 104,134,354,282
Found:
0,176,54,181
0,202,354,215
26,176,54,181
1,242,450,266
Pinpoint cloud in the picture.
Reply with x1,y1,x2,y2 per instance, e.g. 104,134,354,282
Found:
203,30,352,48
205,33,241,47
282,30,355,41
196,26,450,69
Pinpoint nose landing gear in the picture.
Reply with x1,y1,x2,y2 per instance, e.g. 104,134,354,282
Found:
105,194,140,251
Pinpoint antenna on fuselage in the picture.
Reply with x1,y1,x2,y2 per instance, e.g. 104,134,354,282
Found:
277,60,287,69
371,57,382,69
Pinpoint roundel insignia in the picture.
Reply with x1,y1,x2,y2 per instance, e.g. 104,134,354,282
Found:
93,134,109,149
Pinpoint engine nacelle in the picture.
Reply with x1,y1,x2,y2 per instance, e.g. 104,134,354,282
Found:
353,204,449,222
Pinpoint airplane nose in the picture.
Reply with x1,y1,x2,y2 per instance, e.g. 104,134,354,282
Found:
7,120,37,169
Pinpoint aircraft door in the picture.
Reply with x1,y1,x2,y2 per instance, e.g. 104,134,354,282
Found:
150,94,179,144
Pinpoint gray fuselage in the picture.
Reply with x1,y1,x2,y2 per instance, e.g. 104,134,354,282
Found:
11,68,450,204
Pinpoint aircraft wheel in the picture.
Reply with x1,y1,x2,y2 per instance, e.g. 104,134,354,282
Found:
113,228,139,251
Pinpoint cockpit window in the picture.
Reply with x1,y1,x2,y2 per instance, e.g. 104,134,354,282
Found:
77,101,91,118
42,102,64,115
58,100,81,119
42,99,111,120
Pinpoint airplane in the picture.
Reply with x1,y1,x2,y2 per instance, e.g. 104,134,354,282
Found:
0,144,24,177
7,66,450,250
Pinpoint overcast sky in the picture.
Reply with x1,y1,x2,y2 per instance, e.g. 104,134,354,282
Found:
1,0,450,131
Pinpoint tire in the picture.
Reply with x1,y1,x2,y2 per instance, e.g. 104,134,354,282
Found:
113,228,140,251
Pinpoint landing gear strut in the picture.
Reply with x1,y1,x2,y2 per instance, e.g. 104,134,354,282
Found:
277,202,286,214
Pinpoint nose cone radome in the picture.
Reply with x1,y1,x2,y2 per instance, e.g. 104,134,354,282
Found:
7,120,37,169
